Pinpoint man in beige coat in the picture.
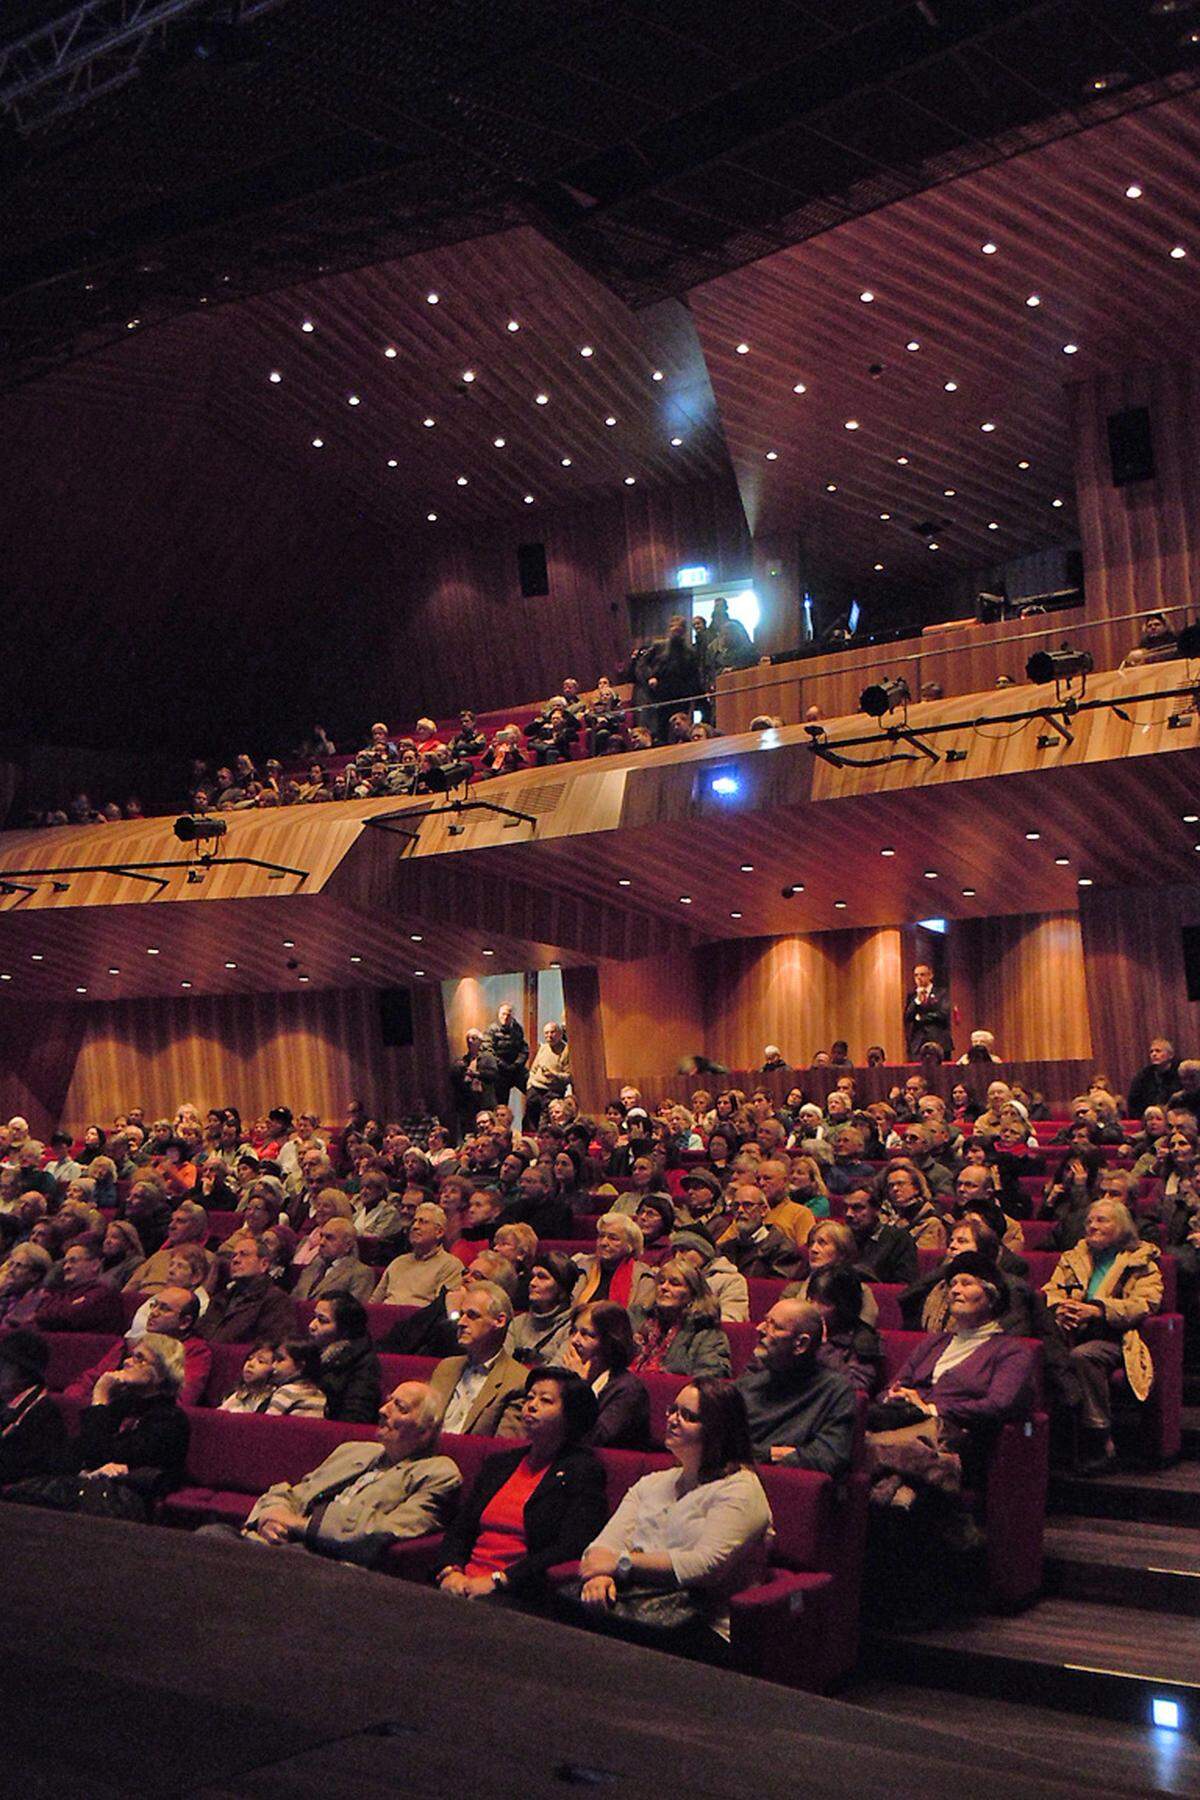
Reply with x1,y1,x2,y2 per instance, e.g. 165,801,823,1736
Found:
428,1281,526,1437
292,1218,375,1304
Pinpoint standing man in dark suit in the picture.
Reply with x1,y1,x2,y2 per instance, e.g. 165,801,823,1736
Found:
903,961,954,1061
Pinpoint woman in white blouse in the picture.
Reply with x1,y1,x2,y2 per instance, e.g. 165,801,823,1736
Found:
578,1377,772,1652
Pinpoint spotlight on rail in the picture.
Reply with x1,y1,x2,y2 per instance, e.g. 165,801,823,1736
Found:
1025,645,1093,684
173,815,227,845
860,675,911,718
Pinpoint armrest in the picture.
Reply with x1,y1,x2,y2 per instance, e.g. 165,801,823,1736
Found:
546,1560,581,1585
381,1532,445,1581
729,1569,834,1617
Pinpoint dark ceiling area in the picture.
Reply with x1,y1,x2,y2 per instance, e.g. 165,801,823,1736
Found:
2,0,1198,388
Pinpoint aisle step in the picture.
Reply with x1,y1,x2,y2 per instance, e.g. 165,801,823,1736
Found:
1049,1458,1200,1527
1044,1517,1200,1614
864,1597,1200,1728
1181,1405,1200,1456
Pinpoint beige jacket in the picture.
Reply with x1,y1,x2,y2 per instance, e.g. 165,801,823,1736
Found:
1042,1240,1163,1402
245,1441,461,1562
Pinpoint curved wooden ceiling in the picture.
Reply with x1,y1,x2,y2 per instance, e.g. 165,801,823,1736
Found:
690,91,1200,578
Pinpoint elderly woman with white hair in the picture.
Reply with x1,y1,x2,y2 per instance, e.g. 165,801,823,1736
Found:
3,1333,190,1520
1042,1198,1164,1474
957,1030,1001,1065
572,1213,656,1311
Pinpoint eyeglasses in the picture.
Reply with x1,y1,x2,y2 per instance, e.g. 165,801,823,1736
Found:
666,1403,701,1424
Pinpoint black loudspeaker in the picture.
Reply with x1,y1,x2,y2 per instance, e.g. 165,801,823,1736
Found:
1106,406,1155,486
517,541,550,598
1182,927,1200,1003
379,988,414,1047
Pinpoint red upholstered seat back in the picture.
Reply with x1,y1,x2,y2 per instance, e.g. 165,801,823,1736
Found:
756,1465,834,1572
596,1447,672,1512
44,1332,118,1391
181,1409,379,1492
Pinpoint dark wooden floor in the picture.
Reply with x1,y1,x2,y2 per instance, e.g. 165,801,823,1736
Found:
0,1505,1156,1800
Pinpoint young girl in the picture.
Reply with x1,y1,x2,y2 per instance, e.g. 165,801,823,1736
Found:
265,1339,327,1417
218,1344,277,1414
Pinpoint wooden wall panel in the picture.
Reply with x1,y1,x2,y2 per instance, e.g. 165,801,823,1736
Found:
560,965,608,1113
388,476,750,722
1072,360,1200,627
701,928,904,1071
55,988,435,1133
947,912,1093,1064
0,1002,88,1140
593,951,705,1091
442,973,527,1055
1079,885,1200,1085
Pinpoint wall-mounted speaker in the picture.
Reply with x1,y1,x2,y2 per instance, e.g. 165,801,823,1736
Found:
1182,927,1200,1003
379,987,414,1047
517,541,550,598
1106,406,1155,487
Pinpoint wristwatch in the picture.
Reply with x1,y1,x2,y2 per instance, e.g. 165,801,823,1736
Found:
614,1553,634,1585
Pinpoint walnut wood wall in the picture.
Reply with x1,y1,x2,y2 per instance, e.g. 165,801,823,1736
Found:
385,475,750,720
1079,884,1200,1085
442,973,527,1053
594,951,706,1092
946,912,1093,1064
1072,360,1200,622
9,987,451,1136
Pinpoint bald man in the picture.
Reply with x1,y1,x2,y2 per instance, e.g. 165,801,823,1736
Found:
735,1298,857,1477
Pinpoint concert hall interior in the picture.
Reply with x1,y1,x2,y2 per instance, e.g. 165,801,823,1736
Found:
3,3,1200,1793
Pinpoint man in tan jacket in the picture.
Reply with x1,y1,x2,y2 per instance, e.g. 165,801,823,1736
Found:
428,1281,526,1437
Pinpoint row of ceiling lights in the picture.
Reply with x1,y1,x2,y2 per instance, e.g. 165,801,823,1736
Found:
1,937,567,988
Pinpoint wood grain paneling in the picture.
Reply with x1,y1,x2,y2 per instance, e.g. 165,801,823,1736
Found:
1072,360,1200,621
623,1061,1097,1114
948,913,1093,1064
53,988,435,1134
702,929,905,1071
442,973,526,1054
594,952,705,1091
1079,885,1200,1084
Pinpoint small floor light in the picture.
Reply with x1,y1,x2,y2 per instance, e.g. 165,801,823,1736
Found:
1151,1697,1181,1731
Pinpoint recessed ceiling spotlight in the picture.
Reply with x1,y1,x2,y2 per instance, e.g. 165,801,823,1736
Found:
523,494,535,504
844,419,860,431
283,940,295,947
180,980,192,989
740,863,754,872
793,381,807,394
493,436,506,448
311,437,323,448
413,969,426,977
423,416,435,427
834,900,848,908
1125,183,1143,198
944,380,958,392
730,911,743,920
652,369,664,381
347,394,360,406
384,346,397,358
880,847,896,856
896,455,909,465
1052,497,1065,508
107,967,119,975
1018,458,1030,469
1026,293,1041,307
605,415,617,426
766,450,778,460
988,521,999,530
300,320,314,332
874,562,885,571
1055,855,1071,865
880,511,891,520
1184,814,1200,823
76,986,87,994
507,318,520,331
981,421,996,432
579,344,594,357
411,934,423,942
0,974,10,982
906,340,921,351
426,291,439,304
426,512,438,521
350,955,363,964
461,370,475,383
670,436,683,446
146,947,160,956
388,458,398,467
298,975,310,983
535,392,549,405
618,877,632,887
928,541,940,551
962,887,977,897
981,241,997,254
549,961,561,969
560,456,572,467
1078,876,1093,887
624,475,636,485
482,947,496,955
268,370,282,383
859,290,875,303
735,342,750,354
1025,830,1041,840
31,954,44,962
825,482,838,492
456,475,468,486
1170,245,1188,259
944,488,957,497
924,869,939,879
225,960,237,969
1062,342,1079,355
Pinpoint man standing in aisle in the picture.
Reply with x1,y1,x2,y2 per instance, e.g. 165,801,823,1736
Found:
903,961,953,1061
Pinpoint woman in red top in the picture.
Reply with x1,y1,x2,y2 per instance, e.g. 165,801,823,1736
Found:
434,1368,607,1602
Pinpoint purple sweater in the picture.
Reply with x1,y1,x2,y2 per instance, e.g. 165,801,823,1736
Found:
893,1331,1036,1424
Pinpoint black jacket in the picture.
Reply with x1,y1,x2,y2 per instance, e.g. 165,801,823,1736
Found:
436,1443,609,1596
319,1337,383,1424
854,1223,919,1286
380,1290,461,1358
587,1371,651,1451
0,1387,68,1484
505,1191,575,1239
73,1392,190,1498
903,986,954,1059
486,1017,529,1078
1128,1060,1180,1118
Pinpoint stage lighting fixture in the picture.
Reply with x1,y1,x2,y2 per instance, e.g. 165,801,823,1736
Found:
1025,645,1093,684
173,815,228,845
860,676,911,718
